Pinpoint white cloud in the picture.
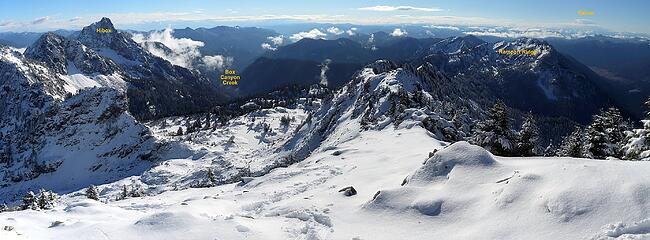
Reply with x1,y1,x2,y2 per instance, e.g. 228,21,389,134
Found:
462,27,597,39
261,42,276,51
262,35,283,50
31,16,50,25
359,5,443,12
425,25,460,31
319,59,332,87
327,27,344,35
201,55,232,70
132,27,231,70
289,28,327,42
390,28,407,37
0,11,641,36
346,27,357,36
574,18,597,26
267,35,284,45
132,28,203,68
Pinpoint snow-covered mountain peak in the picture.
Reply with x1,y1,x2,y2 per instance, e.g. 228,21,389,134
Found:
71,18,226,120
428,35,486,54
24,33,67,74
493,37,556,60
77,17,150,64
25,31,121,76
0,44,72,100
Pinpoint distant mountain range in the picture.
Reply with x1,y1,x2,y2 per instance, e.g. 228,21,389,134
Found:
1,22,648,126
238,34,625,125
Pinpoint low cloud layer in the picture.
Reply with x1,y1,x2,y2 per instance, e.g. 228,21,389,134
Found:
462,27,598,39
132,28,232,71
327,27,344,35
319,59,332,87
289,29,327,42
268,35,284,45
359,5,443,12
346,27,357,36
261,35,284,50
31,16,50,25
261,42,276,51
390,28,407,37
425,25,460,31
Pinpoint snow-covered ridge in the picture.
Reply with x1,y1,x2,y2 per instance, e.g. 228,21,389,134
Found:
279,59,477,165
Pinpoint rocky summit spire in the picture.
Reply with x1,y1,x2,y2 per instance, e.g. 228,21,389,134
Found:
96,17,115,29
78,17,118,48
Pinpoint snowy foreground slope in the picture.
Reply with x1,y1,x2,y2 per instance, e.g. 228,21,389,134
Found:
2,126,650,239
2,61,650,239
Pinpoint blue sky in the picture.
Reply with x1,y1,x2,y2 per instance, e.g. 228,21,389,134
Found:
1,0,648,34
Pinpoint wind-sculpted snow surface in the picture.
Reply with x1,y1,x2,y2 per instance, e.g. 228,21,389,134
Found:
4,120,650,239
364,141,650,239
407,141,496,184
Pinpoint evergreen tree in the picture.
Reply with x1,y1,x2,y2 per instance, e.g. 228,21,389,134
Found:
120,185,128,200
204,168,217,187
583,108,629,159
86,185,99,201
583,113,608,159
176,127,183,136
602,107,629,158
204,115,212,130
623,98,650,160
280,115,292,126
188,118,202,133
558,127,584,158
517,112,539,156
37,189,46,209
129,184,144,197
0,203,7,213
21,191,38,210
471,100,517,156
543,141,556,157
37,189,54,210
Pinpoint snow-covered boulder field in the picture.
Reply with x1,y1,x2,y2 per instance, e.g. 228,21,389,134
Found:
2,127,650,240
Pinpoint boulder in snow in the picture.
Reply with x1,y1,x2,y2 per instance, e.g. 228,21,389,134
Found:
339,186,357,196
